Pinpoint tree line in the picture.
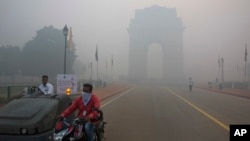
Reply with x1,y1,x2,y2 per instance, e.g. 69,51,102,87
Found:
0,26,77,82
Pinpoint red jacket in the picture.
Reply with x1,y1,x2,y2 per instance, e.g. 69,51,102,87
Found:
60,94,101,121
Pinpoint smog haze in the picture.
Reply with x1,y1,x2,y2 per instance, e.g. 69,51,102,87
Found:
0,0,250,84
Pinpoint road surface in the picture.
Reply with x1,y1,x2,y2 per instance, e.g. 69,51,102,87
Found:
100,85,250,141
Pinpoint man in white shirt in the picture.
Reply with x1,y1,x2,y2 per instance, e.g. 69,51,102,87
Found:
39,75,54,95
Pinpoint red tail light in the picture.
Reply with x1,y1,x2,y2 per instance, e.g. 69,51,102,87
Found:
55,121,63,130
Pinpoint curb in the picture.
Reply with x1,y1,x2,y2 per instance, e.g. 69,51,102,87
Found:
197,87,250,99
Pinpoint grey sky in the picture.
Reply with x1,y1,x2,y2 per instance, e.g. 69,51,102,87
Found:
0,0,250,83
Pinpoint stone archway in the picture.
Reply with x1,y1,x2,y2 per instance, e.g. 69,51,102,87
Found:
127,5,185,85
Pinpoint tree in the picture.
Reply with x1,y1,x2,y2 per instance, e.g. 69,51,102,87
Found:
21,25,77,77
0,45,22,82
72,60,87,80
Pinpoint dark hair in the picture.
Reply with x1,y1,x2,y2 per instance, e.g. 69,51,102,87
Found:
83,83,93,92
42,75,48,79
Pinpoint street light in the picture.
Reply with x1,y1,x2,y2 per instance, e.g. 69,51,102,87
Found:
63,24,69,75
221,57,224,84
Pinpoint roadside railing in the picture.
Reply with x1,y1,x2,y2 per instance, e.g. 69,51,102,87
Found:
207,81,250,90
0,81,110,105
0,86,26,100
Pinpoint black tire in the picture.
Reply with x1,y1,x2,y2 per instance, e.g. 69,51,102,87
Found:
95,131,104,141
93,132,98,141
81,134,88,141
94,121,106,141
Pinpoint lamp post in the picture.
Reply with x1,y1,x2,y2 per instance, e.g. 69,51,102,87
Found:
90,62,93,81
63,24,69,75
221,57,224,84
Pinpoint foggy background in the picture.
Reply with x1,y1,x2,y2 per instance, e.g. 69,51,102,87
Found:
0,0,250,84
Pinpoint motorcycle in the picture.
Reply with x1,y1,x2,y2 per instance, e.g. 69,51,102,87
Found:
53,110,106,141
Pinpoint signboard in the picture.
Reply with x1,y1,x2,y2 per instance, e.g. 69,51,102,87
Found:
57,74,78,94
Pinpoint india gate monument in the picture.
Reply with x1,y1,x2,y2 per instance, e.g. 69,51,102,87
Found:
128,5,185,85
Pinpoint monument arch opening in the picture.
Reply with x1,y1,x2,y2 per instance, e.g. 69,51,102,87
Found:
147,43,163,83
128,5,185,85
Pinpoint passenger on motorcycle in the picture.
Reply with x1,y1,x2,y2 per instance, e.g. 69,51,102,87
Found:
58,83,101,141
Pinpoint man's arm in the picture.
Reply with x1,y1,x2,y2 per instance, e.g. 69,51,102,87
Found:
88,95,101,119
60,97,80,117
47,84,54,94
39,84,46,94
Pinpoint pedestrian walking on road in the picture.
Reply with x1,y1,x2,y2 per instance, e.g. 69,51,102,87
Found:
189,77,193,92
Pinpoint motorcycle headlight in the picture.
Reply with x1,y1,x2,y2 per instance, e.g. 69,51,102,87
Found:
65,88,71,95
20,128,28,134
53,129,68,141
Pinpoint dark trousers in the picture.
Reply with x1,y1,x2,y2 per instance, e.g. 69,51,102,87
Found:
189,85,192,92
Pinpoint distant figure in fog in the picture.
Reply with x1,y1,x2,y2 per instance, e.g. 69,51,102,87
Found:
189,77,193,92
39,75,54,94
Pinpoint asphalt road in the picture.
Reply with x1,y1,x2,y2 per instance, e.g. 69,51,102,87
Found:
100,85,250,141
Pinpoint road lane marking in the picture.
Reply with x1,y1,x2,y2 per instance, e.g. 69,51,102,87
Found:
166,88,229,132
101,87,136,108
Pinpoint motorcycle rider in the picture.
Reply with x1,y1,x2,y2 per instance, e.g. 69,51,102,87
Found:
38,75,54,94
58,83,101,141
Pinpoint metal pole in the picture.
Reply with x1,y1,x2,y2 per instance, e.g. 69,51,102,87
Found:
97,62,98,80
245,61,247,83
7,86,11,99
245,61,248,90
218,63,220,86
222,63,224,83
111,64,113,83
91,62,93,80
247,64,250,83
63,24,68,76
221,58,224,85
64,35,67,74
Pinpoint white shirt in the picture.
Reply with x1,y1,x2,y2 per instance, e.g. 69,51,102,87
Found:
39,83,54,95
189,80,193,86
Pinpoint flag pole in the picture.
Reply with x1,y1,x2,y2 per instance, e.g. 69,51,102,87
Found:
90,62,93,81
95,45,99,81
106,60,107,72
245,44,248,87
218,55,221,87
245,59,247,83
111,54,113,83
97,61,98,80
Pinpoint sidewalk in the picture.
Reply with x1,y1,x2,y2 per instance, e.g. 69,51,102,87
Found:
198,86,250,99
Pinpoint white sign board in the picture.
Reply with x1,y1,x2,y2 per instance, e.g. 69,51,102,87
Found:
57,74,78,94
